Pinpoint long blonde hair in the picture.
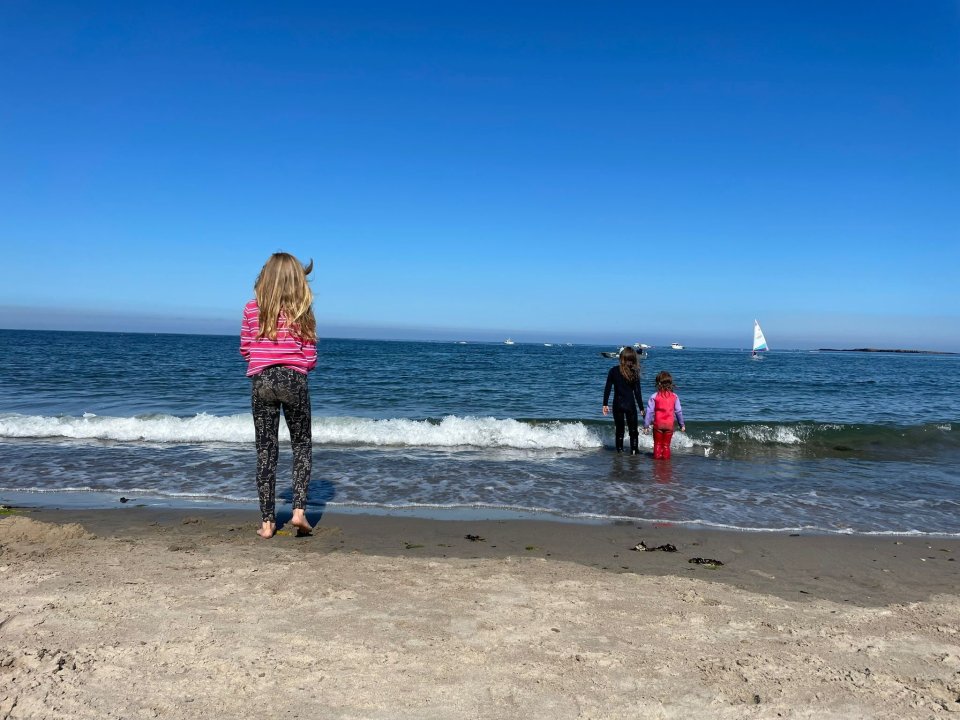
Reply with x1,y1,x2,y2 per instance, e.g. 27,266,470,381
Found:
618,346,639,383
254,253,317,342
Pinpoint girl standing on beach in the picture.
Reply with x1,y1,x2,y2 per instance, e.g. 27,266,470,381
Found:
643,371,685,460
240,253,318,539
602,347,645,455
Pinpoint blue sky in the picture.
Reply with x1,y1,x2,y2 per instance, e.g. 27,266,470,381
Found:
1,1,958,349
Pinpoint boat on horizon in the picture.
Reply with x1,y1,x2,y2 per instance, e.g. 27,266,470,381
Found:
671,342,684,350
503,338,515,345
600,346,647,360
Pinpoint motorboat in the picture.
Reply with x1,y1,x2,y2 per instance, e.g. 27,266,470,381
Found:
600,346,647,360
671,342,684,350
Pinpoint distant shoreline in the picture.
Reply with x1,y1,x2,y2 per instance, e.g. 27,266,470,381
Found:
818,348,958,356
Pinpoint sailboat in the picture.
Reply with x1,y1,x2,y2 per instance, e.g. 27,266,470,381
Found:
752,319,768,358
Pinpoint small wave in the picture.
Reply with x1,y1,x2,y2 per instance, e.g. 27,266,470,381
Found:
0,413,602,450
682,421,960,459
730,423,813,445
0,412,252,444
322,416,601,449
3,414,956,457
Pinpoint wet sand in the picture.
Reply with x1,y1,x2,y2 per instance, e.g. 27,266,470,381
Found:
2,506,959,718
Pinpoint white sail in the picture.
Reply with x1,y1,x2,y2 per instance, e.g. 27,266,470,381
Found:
753,320,768,352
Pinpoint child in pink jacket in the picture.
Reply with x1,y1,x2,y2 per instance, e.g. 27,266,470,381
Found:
643,371,685,459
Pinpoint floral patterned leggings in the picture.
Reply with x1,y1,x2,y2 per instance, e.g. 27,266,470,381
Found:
251,366,312,523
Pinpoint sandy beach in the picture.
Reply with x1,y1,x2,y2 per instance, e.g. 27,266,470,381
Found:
2,507,959,719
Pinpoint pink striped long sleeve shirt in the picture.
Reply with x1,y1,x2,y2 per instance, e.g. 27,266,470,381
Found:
239,299,318,377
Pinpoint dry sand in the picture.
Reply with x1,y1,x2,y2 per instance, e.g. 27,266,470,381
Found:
2,507,959,719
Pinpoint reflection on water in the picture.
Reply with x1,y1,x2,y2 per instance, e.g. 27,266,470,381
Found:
652,461,674,485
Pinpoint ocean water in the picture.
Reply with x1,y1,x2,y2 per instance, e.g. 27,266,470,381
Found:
1,329,958,536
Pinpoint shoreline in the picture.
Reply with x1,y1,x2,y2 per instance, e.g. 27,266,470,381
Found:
4,490,959,540
3,505,960,717
10,504,960,607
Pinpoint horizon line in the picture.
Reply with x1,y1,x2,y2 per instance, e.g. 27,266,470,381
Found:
3,326,958,355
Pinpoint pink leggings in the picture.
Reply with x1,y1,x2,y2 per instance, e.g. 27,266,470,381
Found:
653,428,674,459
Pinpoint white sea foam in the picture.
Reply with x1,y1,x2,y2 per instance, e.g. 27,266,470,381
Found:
732,424,808,445
317,415,601,449
0,412,253,444
0,413,602,450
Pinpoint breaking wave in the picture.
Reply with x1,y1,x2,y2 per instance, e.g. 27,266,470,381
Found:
0,413,955,458
0,413,603,450
682,421,957,459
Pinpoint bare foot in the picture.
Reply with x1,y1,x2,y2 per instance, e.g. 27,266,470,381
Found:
289,510,312,535
257,520,276,539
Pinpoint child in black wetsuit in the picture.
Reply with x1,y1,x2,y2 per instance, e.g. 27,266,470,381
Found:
602,347,645,454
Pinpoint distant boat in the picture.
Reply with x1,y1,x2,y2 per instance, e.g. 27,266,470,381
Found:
454,341,467,344
544,343,553,347
671,342,684,350
503,338,515,345
600,346,647,360
634,343,652,350
751,320,769,358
